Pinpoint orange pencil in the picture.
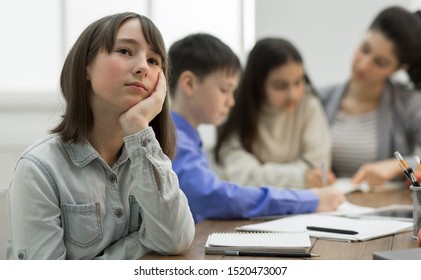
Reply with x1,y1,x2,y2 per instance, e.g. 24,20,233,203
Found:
394,151,409,169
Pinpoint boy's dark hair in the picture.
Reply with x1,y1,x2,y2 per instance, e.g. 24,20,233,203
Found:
52,12,176,158
168,33,241,96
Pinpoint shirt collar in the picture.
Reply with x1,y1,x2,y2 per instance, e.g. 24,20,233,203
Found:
63,138,129,168
171,111,203,148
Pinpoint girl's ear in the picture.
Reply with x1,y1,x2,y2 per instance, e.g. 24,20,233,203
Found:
179,71,197,98
86,65,91,81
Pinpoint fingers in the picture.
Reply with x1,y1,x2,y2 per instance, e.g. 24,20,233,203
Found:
306,168,337,187
142,71,166,117
306,168,322,188
352,168,365,184
153,71,167,97
327,171,336,185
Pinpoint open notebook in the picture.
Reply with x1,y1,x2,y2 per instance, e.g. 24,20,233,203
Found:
205,231,311,255
236,214,412,242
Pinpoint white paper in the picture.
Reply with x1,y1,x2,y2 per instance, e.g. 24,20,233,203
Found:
237,214,412,242
331,178,404,194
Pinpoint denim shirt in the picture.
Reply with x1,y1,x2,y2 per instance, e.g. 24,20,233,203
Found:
171,112,319,223
7,127,194,259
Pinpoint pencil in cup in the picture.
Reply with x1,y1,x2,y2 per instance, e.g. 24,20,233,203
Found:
394,151,421,186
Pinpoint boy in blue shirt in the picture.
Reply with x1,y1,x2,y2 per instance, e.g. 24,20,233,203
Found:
168,33,345,223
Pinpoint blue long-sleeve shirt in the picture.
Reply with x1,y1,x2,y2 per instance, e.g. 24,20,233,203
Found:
171,112,319,223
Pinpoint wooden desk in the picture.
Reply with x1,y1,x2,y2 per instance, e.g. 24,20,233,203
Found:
141,188,418,260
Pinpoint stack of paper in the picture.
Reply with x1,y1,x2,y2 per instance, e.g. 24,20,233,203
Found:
236,214,412,242
205,231,311,255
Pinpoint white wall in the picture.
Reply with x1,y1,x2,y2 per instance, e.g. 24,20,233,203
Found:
0,0,63,190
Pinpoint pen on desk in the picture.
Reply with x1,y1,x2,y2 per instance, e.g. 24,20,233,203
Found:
224,250,319,258
306,226,358,235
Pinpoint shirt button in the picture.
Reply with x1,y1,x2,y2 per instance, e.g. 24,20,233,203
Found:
109,174,117,184
114,208,124,218
141,139,150,147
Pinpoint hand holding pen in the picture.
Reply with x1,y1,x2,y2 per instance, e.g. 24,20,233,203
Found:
302,157,336,187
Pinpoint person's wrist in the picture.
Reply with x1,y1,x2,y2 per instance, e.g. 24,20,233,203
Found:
120,116,149,136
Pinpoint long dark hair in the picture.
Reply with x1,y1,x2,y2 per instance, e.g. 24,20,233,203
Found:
214,38,313,164
52,12,176,158
370,6,421,89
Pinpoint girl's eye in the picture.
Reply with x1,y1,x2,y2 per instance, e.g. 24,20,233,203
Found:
374,58,388,68
148,58,158,65
117,48,131,56
273,84,288,91
295,79,304,87
148,57,162,66
360,44,370,54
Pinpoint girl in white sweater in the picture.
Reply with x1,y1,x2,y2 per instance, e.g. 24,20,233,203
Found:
214,38,335,189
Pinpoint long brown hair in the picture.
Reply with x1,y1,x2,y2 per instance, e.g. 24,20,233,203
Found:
52,12,176,158
214,38,314,164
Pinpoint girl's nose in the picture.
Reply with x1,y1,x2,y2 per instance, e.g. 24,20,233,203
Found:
357,56,371,72
227,93,235,108
285,87,292,101
134,57,148,76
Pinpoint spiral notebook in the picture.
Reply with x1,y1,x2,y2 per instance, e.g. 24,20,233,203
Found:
205,231,311,255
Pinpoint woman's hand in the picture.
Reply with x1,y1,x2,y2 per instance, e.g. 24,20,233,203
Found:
119,70,166,136
352,159,402,187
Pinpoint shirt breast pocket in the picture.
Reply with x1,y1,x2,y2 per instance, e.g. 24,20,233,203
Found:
128,195,141,233
61,202,103,247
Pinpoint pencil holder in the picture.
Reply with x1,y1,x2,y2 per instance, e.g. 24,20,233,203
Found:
410,185,421,240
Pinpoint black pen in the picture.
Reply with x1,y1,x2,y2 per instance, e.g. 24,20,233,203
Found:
224,250,319,258
307,226,358,235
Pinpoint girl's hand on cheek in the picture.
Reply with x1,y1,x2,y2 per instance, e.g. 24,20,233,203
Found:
119,70,166,136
